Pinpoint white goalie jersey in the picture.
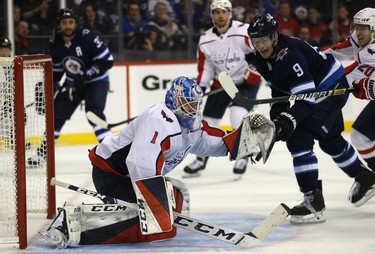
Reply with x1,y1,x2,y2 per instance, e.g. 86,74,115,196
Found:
91,103,228,183
197,20,254,87
324,32,375,84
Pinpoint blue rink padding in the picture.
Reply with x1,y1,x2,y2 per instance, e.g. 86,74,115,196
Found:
26,213,295,253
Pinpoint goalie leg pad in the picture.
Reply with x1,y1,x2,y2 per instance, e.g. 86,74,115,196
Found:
135,175,174,235
79,201,182,245
80,190,184,245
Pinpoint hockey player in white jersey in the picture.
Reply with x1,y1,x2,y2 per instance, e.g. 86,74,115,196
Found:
324,8,375,188
40,76,275,248
184,0,262,178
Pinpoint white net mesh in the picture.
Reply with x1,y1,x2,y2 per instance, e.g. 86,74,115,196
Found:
0,56,52,244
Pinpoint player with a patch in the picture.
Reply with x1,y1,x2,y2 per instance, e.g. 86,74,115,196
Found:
246,13,375,224
27,8,114,167
39,76,275,248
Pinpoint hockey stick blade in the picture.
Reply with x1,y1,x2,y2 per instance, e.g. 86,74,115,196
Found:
218,71,356,106
50,177,289,248
86,111,136,129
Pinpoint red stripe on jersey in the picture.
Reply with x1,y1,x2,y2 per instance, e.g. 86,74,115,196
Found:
201,120,225,137
156,137,171,175
245,36,251,48
197,49,205,85
330,39,352,50
136,181,172,231
89,147,125,177
344,61,358,75
357,145,375,156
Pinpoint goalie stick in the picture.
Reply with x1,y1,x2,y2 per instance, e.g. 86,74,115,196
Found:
87,88,225,129
50,177,290,248
218,71,356,107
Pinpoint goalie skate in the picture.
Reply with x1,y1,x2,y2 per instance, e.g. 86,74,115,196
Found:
39,227,68,249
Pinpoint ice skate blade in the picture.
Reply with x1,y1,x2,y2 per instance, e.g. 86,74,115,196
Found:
290,211,326,225
353,185,375,207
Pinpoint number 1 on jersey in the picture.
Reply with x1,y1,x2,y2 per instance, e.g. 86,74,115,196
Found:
150,131,158,144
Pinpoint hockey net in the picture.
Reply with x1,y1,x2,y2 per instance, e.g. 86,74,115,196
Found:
0,55,55,249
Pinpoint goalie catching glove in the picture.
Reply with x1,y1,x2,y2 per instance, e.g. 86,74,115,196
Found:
223,110,276,164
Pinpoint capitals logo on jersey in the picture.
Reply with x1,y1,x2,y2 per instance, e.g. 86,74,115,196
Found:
161,110,173,123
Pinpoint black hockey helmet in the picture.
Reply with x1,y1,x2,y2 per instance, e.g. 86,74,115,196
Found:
0,36,12,49
248,13,279,38
57,8,77,22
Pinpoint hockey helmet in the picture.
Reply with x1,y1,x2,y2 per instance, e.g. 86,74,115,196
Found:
0,37,12,49
353,8,375,31
248,13,279,38
210,0,232,13
57,8,78,22
165,77,203,130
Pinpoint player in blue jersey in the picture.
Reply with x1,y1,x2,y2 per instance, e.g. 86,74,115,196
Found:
246,13,375,224
27,8,114,166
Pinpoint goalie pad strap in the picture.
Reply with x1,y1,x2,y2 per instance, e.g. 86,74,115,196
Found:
54,203,180,246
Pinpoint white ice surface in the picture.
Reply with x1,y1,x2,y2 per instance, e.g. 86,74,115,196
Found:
1,134,375,254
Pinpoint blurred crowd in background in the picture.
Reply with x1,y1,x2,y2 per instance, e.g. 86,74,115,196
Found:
0,0,374,61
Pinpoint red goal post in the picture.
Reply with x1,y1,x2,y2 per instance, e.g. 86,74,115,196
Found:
0,55,56,249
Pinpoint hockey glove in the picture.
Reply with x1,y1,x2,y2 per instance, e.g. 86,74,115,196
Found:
273,112,296,142
54,85,77,102
85,65,100,80
269,101,291,121
353,78,375,100
243,65,261,86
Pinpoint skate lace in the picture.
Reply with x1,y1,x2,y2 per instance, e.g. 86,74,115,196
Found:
296,194,316,212
349,182,360,199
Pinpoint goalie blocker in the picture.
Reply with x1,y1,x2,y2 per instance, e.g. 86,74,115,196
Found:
223,110,276,164
41,177,188,248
